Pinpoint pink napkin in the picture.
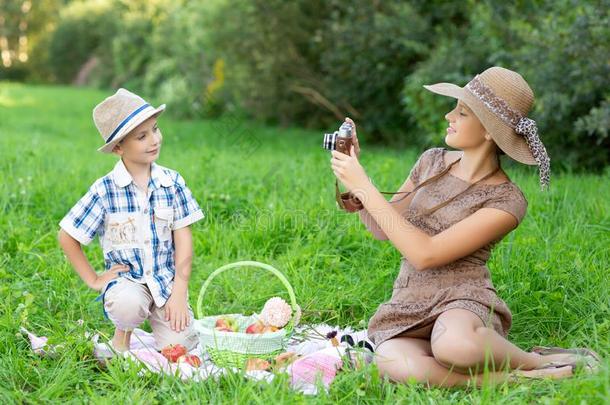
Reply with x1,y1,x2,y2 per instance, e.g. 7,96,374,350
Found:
290,346,344,388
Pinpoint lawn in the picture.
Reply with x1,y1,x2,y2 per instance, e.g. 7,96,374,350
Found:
0,82,608,403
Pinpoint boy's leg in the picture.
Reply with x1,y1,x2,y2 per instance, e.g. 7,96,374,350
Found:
149,303,198,351
103,278,152,351
112,329,133,351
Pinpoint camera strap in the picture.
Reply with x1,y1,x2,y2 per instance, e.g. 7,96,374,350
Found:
335,157,501,216
335,158,464,211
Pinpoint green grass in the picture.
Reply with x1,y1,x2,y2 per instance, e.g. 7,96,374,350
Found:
0,82,608,403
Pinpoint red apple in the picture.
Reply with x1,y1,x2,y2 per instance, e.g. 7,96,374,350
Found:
177,354,202,368
245,320,265,334
161,344,187,363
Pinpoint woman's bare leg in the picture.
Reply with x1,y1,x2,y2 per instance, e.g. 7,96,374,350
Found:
429,309,576,373
375,337,572,388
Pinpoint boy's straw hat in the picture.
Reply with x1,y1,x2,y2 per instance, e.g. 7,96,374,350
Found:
94,88,166,153
424,66,550,189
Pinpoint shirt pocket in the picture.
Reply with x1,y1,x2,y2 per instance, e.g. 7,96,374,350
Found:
154,207,174,242
103,212,142,252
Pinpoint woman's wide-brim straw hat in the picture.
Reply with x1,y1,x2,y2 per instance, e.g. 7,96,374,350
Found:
424,66,551,188
94,88,166,153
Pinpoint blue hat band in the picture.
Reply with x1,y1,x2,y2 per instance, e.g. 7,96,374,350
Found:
105,103,151,144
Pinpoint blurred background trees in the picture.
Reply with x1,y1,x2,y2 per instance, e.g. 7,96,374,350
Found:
1,0,608,169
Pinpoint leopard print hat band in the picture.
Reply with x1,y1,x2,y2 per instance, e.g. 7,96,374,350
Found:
515,118,550,189
466,75,551,189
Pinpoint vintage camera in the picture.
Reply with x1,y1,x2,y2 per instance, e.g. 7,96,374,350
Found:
323,121,363,212
322,122,353,155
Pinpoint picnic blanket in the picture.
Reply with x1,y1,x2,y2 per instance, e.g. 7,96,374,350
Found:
20,323,373,395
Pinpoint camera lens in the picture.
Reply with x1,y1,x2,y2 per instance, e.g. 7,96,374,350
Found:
323,132,338,151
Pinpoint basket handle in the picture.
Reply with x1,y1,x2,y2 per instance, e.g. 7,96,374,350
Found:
196,261,299,327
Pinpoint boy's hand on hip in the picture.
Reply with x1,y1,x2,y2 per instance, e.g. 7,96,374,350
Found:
165,292,190,332
89,264,127,291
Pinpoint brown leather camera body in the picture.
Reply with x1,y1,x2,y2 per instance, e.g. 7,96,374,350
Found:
335,135,352,156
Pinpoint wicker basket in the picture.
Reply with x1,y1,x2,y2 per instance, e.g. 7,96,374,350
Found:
194,261,299,368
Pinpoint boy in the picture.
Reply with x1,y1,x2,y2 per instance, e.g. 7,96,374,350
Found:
58,89,204,354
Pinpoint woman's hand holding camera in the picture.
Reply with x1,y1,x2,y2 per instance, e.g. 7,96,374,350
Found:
331,118,370,193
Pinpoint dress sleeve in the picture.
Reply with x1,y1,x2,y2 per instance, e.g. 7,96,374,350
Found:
408,148,443,186
482,187,528,225
59,186,105,245
172,172,205,230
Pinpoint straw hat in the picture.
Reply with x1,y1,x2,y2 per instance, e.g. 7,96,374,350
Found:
424,66,550,188
93,88,166,153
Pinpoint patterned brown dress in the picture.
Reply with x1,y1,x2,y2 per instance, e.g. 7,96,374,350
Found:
367,147,528,347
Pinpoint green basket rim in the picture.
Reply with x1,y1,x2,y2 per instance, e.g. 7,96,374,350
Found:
196,260,299,328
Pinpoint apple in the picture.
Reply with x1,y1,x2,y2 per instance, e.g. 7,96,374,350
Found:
177,354,202,368
274,351,297,367
161,344,187,363
245,320,265,334
215,316,238,332
245,357,271,371
215,319,230,329
262,325,279,334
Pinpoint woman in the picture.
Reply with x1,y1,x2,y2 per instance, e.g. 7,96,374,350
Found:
330,67,600,387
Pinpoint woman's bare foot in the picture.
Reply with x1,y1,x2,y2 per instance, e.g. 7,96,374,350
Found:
535,352,581,366
512,365,574,381
532,351,599,373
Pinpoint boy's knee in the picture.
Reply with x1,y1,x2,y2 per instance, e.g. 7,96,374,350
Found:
104,288,150,330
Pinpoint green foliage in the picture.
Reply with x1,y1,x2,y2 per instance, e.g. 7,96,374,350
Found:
0,0,64,82
47,0,118,83
510,0,610,170
47,0,215,118
11,0,610,169
206,0,430,137
203,0,333,125
140,0,215,118
317,2,429,141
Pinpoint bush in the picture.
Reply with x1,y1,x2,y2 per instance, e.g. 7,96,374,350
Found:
317,2,429,143
26,0,610,169
511,0,610,170
46,0,216,118
140,0,215,118
206,0,431,138
47,0,118,84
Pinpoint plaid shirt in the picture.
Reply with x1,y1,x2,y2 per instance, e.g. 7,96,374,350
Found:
60,159,204,307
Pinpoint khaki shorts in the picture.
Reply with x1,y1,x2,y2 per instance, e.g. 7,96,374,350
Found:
102,278,198,351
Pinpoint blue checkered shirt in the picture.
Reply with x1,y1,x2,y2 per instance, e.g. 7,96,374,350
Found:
59,160,204,307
